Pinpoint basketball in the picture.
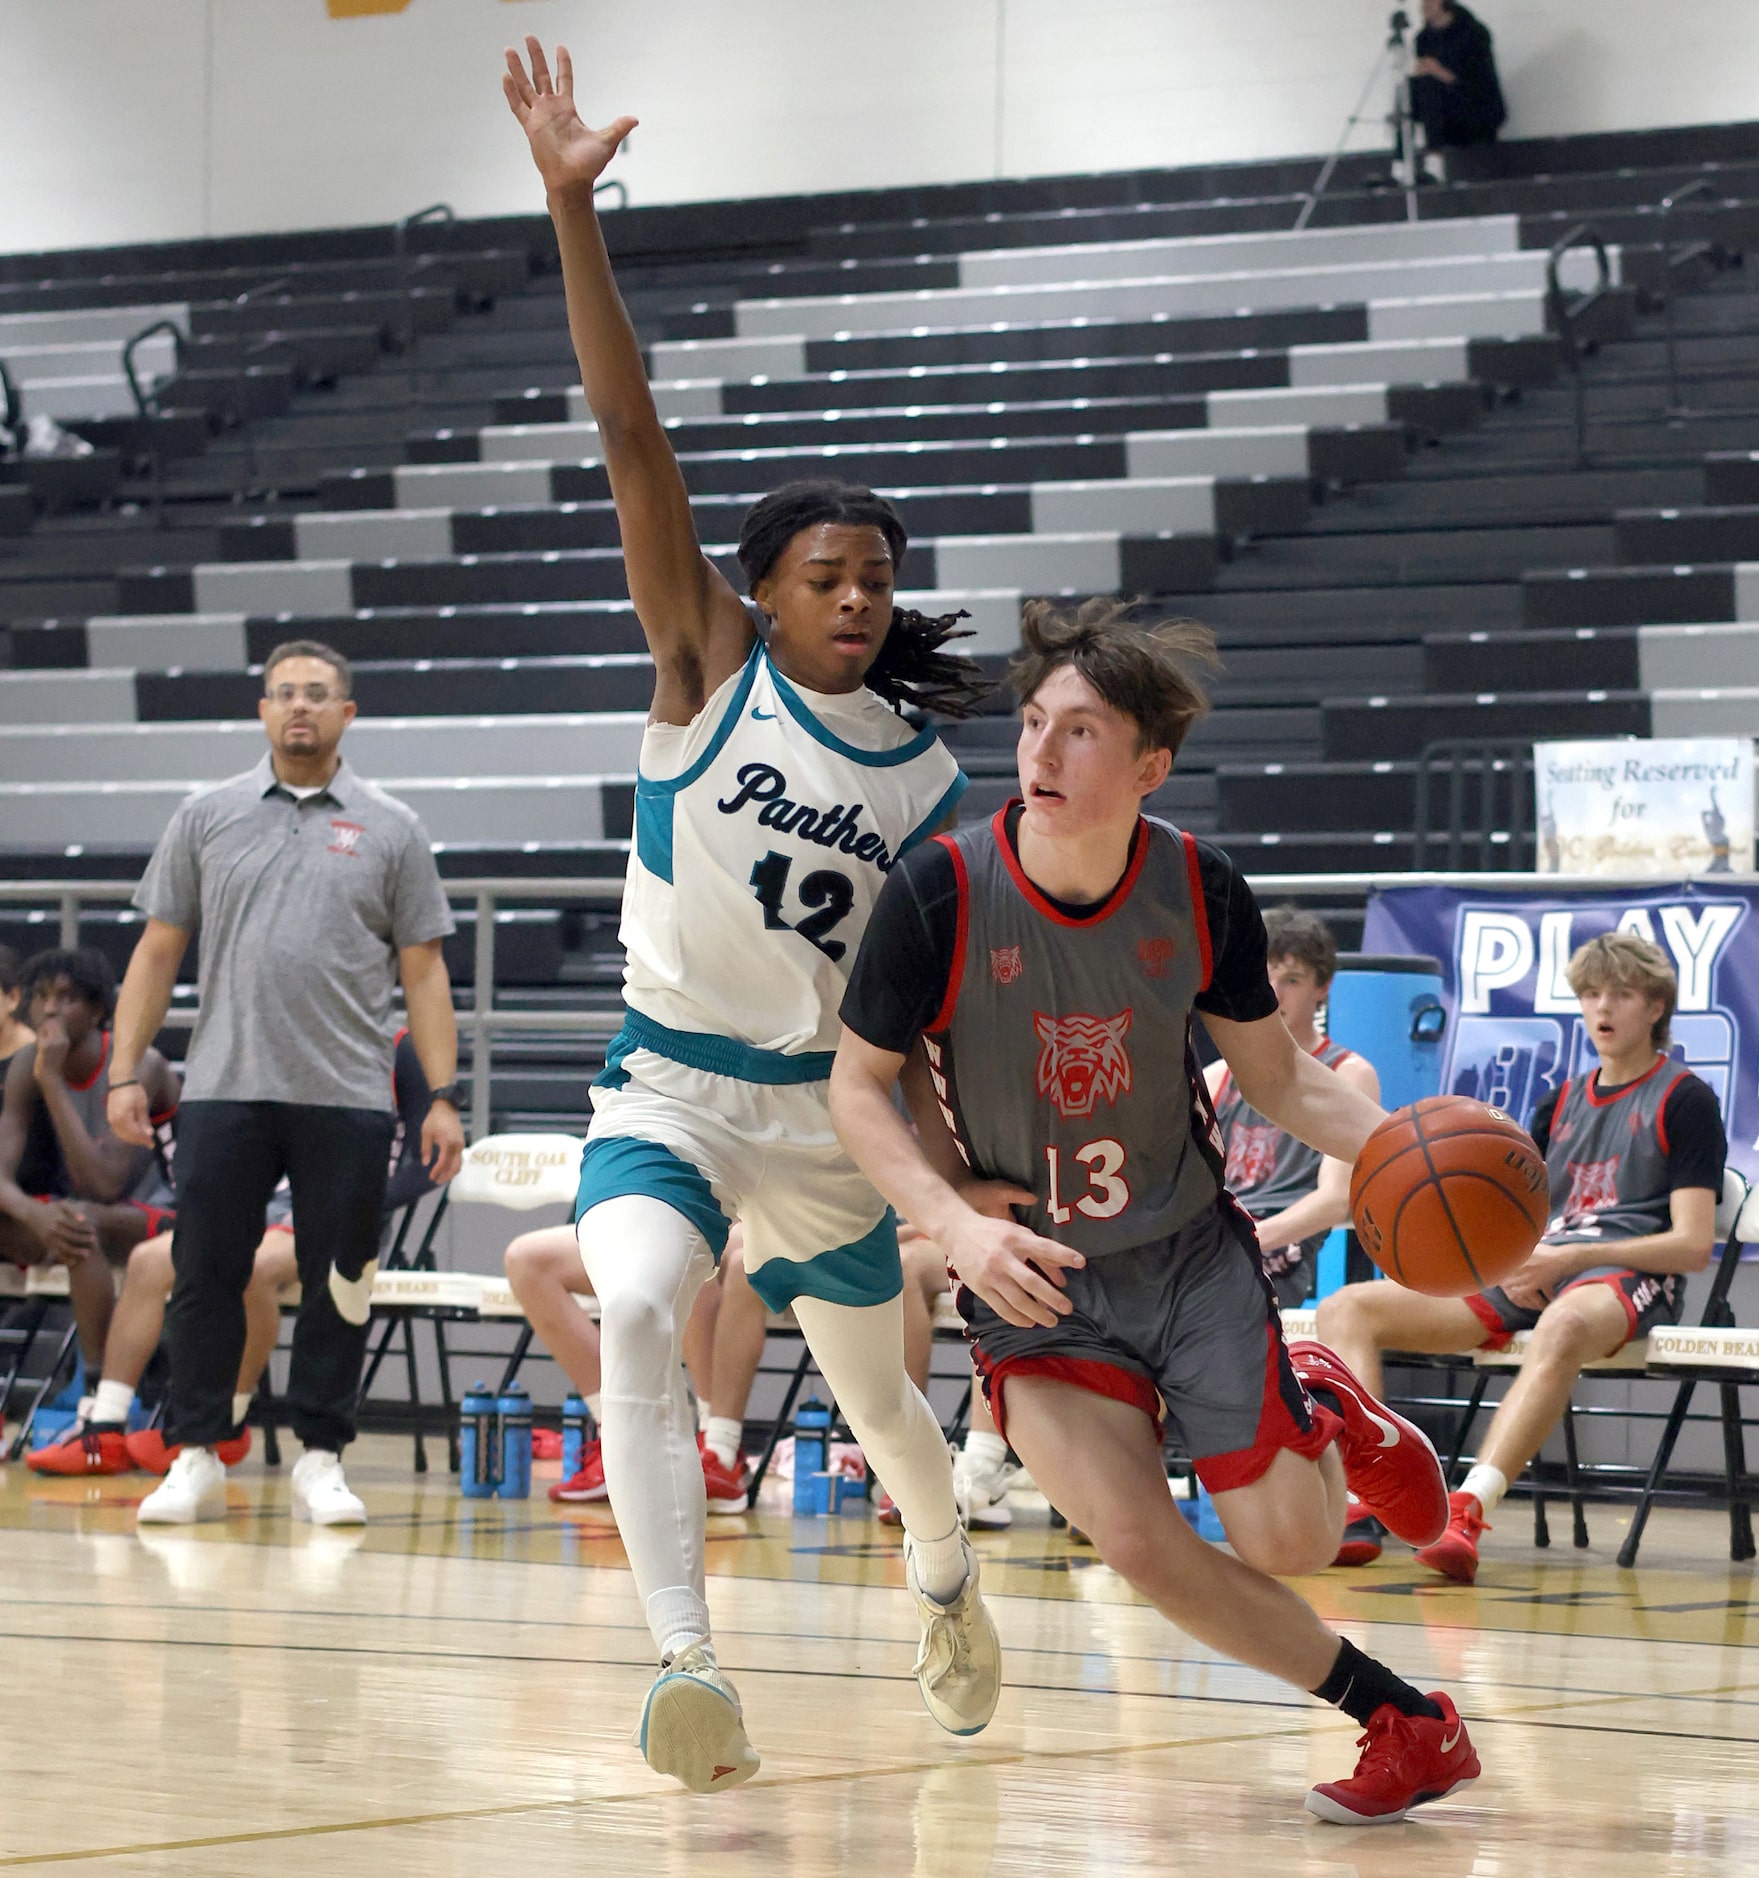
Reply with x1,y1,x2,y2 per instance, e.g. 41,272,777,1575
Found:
1349,1095,1548,1297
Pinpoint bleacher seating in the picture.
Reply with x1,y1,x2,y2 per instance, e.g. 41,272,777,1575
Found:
2,120,1759,1086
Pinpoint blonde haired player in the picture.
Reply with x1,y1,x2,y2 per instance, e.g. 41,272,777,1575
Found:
503,36,1000,1794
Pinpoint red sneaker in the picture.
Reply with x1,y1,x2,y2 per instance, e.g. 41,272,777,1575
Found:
1414,1490,1489,1584
27,1427,132,1476
1333,1496,1385,1568
875,1488,902,1526
1306,1691,1480,1824
702,1446,751,1513
125,1427,252,1476
549,1438,608,1503
1287,1341,1448,1547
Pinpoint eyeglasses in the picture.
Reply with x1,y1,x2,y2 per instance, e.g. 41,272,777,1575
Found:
265,683,342,706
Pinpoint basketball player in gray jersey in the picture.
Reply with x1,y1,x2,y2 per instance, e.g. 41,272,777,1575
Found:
1205,906,1379,1311
833,601,1480,1825
1320,931,1724,1583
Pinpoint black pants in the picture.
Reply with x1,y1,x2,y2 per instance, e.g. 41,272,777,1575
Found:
1410,76,1500,148
167,1100,394,1450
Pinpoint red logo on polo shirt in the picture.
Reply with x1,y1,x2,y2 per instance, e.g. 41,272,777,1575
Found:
1033,1009,1133,1120
990,945,1024,985
328,819,364,856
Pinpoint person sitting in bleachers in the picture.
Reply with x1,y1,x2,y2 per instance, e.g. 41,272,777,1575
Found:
27,1026,439,1474
1317,933,1725,1579
0,946,33,1075
1410,0,1507,152
1204,908,1380,1310
505,1219,760,1508
0,948,179,1415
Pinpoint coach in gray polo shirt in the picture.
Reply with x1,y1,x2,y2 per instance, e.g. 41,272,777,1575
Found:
108,639,465,1528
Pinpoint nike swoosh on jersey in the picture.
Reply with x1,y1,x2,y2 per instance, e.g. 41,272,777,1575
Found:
328,1259,379,1327
751,708,777,720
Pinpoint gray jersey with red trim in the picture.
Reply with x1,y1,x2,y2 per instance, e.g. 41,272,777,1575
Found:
1215,1037,1356,1221
1543,1059,1687,1245
20,1028,166,1205
921,812,1224,1257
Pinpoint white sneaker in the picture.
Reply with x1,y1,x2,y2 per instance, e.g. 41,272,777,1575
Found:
137,1445,228,1526
952,1446,1016,1530
905,1532,1002,1736
290,1449,366,1526
639,1644,761,1793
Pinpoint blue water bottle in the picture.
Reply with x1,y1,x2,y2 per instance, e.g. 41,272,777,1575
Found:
460,1381,498,1498
793,1396,832,1514
496,1382,533,1499
560,1392,591,1478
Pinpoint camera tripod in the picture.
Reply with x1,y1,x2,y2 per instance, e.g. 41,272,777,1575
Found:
1295,7,1422,231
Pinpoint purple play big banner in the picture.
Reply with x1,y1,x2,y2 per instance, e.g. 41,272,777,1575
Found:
1362,881,1759,1187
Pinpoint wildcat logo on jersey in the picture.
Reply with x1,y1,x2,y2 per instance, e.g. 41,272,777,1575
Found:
1563,1156,1621,1222
1225,1122,1280,1191
1033,1010,1133,1120
991,946,1024,985
1138,936,1176,979
327,819,364,856
716,762,897,871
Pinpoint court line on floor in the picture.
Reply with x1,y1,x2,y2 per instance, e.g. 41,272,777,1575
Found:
0,1718,1331,1867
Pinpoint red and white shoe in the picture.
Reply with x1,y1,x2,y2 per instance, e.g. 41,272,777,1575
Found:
1287,1341,1448,1548
1307,1691,1480,1825
1414,1490,1490,1584
702,1445,751,1513
27,1426,132,1476
1333,1495,1385,1567
875,1488,902,1527
125,1426,252,1476
548,1437,608,1503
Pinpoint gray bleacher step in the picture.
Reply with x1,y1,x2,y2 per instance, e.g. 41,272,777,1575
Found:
1321,688,1652,762
1425,620,1759,695
1523,562,1759,628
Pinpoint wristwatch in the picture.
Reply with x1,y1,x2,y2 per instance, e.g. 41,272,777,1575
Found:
427,1082,465,1107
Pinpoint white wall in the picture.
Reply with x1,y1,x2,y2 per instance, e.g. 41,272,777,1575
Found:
3,0,1756,253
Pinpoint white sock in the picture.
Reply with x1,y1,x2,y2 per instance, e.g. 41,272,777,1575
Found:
704,1415,743,1468
76,1393,96,1425
648,1586,713,1664
962,1429,1008,1471
696,1393,713,1432
91,1380,134,1428
232,1393,252,1429
584,1392,602,1426
907,1523,970,1605
1461,1463,1509,1514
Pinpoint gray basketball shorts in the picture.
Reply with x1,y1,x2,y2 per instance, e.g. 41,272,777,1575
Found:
960,1200,1331,1492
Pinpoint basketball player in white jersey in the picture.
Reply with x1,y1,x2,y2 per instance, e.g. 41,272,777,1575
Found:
504,37,1001,1793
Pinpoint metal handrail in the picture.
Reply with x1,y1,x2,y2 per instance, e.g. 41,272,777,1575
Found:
11,863,1735,1138
1658,177,1723,414
592,178,628,211
392,202,456,262
1545,222,1612,467
122,318,186,420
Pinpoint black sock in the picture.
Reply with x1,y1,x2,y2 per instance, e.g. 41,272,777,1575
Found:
1311,1638,1442,1725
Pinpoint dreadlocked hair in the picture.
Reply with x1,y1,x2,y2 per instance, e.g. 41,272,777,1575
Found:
735,479,991,720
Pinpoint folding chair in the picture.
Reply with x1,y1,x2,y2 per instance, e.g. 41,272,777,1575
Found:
1618,1169,1757,1567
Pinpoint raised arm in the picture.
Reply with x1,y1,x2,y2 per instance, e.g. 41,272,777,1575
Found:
504,36,753,724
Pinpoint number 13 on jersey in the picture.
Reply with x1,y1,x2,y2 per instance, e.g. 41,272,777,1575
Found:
1045,1138,1131,1222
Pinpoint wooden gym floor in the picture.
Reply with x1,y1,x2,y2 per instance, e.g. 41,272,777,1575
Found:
2,1434,1756,1875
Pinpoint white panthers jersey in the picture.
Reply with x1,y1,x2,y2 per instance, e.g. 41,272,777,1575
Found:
618,641,966,1071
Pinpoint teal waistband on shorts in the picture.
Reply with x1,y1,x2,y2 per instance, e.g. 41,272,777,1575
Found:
604,1009,837,1086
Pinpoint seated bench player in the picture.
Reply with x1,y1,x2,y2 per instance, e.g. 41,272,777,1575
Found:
1204,907,1379,1311
0,945,33,1077
29,1027,442,1476
0,949,179,1412
1318,932,1725,1579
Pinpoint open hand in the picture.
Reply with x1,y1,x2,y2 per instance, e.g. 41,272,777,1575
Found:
503,37,637,199
107,1081,155,1148
422,1100,465,1186
1500,1240,1581,1311
943,1209,1086,1329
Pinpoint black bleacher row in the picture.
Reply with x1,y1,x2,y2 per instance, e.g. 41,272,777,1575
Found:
5,121,1759,1123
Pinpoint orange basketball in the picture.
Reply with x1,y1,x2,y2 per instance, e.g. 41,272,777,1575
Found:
1349,1095,1548,1297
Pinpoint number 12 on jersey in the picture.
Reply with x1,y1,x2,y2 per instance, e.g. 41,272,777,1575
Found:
1045,1138,1131,1222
